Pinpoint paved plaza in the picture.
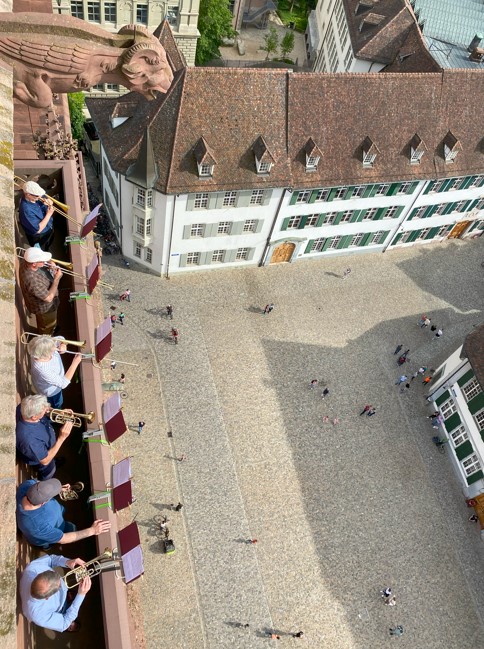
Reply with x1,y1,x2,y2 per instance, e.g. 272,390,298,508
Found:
100,239,484,648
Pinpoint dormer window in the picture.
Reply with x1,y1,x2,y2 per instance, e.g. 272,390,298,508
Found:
359,13,384,32
252,136,275,176
362,136,379,168
443,131,461,164
193,137,216,179
409,134,426,165
355,0,376,15
304,138,322,172
306,155,320,170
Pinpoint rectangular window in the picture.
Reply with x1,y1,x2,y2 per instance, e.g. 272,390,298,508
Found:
222,191,237,207
410,149,424,165
350,233,364,246
212,249,225,263
438,225,452,237
310,238,325,252
352,186,365,198
296,190,311,204
375,184,389,196
469,176,484,188
145,248,152,264
135,216,144,236
430,179,446,193
440,398,457,420
190,223,204,237
344,48,353,70
104,2,116,21
474,410,484,430
315,189,330,201
136,188,146,207
328,235,341,249
454,200,467,212
106,83,119,91
370,230,385,244
236,247,249,260
397,182,411,195
434,204,446,216
305,215,319,227
145,218,151,236
449,425,468,447
243,219,256,232
257,161,272,174
447,177,463,190
322,212,338,225
134,242,142,258
288,216,302,229
385,206,398,219
477,199,484,210
92,84,103,91
340,210,353,222
167,6,178,25
416,228,430,240
146,190,153,208
186,252,200,265
199,162,212,177
413,206,427,218
136,4,148,24
334,187,347,200
400,231,414,243
363,208,378,221
217,221,231,234
194,193,208,209
249,190,264,205
87,2,100,21
462,454,481,477
306,155,319,170
71,1,84,18
362,152,376,167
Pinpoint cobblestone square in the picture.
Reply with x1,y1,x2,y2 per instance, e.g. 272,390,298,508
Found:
101,239,484,648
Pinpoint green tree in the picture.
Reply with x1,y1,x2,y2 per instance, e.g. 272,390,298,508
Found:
67,93,85,142
280,30,295,59
196,0,235,65
262,26,279,60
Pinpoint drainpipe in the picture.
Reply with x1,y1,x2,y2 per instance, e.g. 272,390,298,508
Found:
165,194,177,279
260,188,289,266
382,181,426,252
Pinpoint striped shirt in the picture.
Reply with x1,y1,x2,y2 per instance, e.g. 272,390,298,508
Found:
31,352,70,397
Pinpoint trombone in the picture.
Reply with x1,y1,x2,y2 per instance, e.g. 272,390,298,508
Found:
16,247,114,290
63,548,120,589
20,331,86,349
14,175,80,226
50,408,96,427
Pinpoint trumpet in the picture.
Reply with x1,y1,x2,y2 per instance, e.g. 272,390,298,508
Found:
50,408,96,427
14,175,80,226
63,548,119,589
20,331,86,348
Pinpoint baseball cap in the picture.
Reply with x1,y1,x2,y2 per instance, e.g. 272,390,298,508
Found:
24,247,52,263
23,181,46,197
26,479,62,505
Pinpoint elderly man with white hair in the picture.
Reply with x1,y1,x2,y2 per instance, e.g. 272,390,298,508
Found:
28,336,82,409
19,247,63,335
16,394,73,480
19,180,55,250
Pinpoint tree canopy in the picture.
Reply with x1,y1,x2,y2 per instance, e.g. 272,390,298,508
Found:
262,26,279,60
67,93,85,142
196,0,235,65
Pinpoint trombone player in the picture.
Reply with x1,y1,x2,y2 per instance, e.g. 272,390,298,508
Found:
19,181,55,251
19,247,63,335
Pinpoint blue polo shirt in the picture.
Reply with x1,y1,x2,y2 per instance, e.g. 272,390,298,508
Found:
16,405,56,479
16,479,66,547
19,197,53,236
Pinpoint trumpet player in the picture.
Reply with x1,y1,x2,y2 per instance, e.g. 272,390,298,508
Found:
16,395,73,480
19,181,55,251
20,553,91,633
19,247,62,335
28,335,82,409
16,479,111,549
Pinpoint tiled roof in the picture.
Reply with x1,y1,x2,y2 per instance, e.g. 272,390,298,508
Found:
153,20,187,72
383,22,440,72
87,67,484,194
462,324,484,390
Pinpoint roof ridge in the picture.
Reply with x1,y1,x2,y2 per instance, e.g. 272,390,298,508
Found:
165,68,188,193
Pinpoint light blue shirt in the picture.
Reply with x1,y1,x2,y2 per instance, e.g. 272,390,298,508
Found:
31,351,70,397
20,554,85,632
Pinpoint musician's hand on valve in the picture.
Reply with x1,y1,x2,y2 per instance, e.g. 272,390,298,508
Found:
65,557,86,569
91,519,112,536
78,575,92,595
59,420,74,438
53,266,63,281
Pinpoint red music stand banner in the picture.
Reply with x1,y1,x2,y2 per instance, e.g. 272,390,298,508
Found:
81,203,103,238
95,316,112,362
118,522,144,584
112,457,133,512
103,393,127,443
87,254,100,295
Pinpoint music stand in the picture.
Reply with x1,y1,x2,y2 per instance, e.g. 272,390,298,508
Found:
118,522,144,584
103,393,127,443
81,204,103,238
87,254,101,295
95,316,112,363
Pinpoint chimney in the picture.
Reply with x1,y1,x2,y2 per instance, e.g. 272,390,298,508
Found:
468,33,483,52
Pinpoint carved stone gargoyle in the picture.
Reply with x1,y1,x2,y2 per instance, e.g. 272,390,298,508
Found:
0,13,174,108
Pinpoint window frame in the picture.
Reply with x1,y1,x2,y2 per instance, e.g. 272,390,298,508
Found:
235,247,249,260
249,189,264,206
243,219,256,233
194,193,209,209
288,216,302,229
440,398,457,420
71,0,84,19
328,235,342,249
211,249,225,263
87,1,100,21
190,223,204,238
296,190,311,204
186,252,200,265
474,409,484,430
375,183,389,196
462,453,481,477
145,247,152,264
217,221,231,235
222,191,237,208
134,242,142,258
136,3,148,24
449,424,468,447
305,214,319,227
363,207,378,221
104,2,117,22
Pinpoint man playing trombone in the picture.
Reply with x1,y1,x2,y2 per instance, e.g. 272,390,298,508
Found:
20,553,91,633
19,248,62,335
18,181,55,251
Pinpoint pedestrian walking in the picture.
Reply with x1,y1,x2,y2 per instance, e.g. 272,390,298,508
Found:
246,538,258,545
292,631,304,638
411,371,418,381
269,634,281,640
367,408,376,416
400,382,411,393
177,453,187,462
389,625,404,638
322,416,329,423
360,405,371,416
119,373,126,384
110,360,117,370
171,327,179,344
422,317,431,328
427,412,439,419
395,375,408,385
321,388,330,399
138,421,145,435
174,502,183,512
418,314,427,327
393,344,403,355
397,355,407,366
166,305,173,319
333,417,340,425
430,324,437,332
110,314,117,328
422,376,432,385
435,328,443,338
263,303,274,315
381,587,392,599
119,289,131,302
384,596,397,606
118,312,125,325
309,379,318,390
342,267,352,279
469,514,479,523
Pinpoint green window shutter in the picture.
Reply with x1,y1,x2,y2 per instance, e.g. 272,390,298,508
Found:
262,190,272,206
460,176,475,189
299,216,308,229
422,205,434,218
390,232,403,246
407,181,419,195
182,225,192,239
360,233,372,247
309,190,319,204
333,212,344,225
467,470,484,486
426,227,440,240
468,392,484,415
460,200,471,213
179,253,188,267
344,186,354,200
208,193,218,209
246,248,256,262
407,209,418,221
369,185,379,197
349,210,360,223
468,199,479,211
236,191,253,208
231,221,244,236
378,231,390,244
322,238,333,251
337,235,352,249
374,208,386,220
363,185,373,198
186,194,196,211
328,188,338,202
423,180,435,195
469,221,479,232
289,192,298,205
205,223,218,237
353,210,365,222
225,249,237,263
442,203,455,215
393,206,404,219
444,412,461,432
458,369,474,387
436,390,450,406
316,214,326,227
305,239,315,253
281,217,290,231
255,220,264,233
455,441,473,461
387,183,400,196
441,179,454,192
407,230,420,242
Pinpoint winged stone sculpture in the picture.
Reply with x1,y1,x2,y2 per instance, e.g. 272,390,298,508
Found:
0,13,174,108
